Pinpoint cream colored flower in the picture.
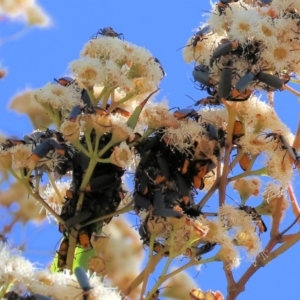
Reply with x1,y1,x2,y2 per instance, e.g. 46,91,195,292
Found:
88,256,106,273
102,60,131,90
110,117,135,143
256,183,289,219
190,288,206,300
10,144,34,169
234,231,261,257
110,142,132,168
162,272,196,300
79,114,94,134
32,83,81,112
60,119,80,142
142,101,180,129
81,37,127,62
219,205,257,233
0,0,33,16
70,57,104,87
132,77,158,94
91,114,112,136
265,153,293,189
9,90,52,129
228,9,261,41
232,178,261,203
14,194,46,223
215,243,240,269
43,180,71,215
24,4,50,27
0,149,12,169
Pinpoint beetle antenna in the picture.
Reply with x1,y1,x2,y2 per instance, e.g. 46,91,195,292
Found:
202,10,218,15
176,44,190,51
185,94,196,102
226,193,240,206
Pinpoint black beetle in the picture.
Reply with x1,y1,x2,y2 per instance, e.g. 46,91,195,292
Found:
91,27,124,40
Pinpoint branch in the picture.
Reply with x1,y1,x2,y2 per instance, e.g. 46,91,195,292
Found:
278,212,300,238
80,201,134,227
288,184,300,223
197,177,220,209
262,230,300,266
224,263,238,300
124,250,165,297
140,235,156,300
270,194,284,238
219,101,237,206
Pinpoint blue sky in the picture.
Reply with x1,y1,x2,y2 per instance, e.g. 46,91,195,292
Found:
1,1,300,299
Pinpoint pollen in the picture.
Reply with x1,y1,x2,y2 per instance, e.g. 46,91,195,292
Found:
238,22,250,32
261,24,273,37
273,47,288,61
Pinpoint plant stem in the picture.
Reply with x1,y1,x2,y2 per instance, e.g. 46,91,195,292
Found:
65,159,97,271
106,92,135,114
47,172,65,206
219,101,237,206
101,89,112,109
270,195,284,237
197,177,220,209
72,141,91,158
86,87,97,105
228,167,268,182
84,132,93,154
224,263,238,300
262,230,300,266
9,167,64,223
79,201,133,227
227,149,243,176
124,252,165,297
288,184,300,223
140,235,155,300
96,86,108,102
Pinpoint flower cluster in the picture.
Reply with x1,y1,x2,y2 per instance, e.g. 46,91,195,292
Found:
0,0,50,26
0,246,121,300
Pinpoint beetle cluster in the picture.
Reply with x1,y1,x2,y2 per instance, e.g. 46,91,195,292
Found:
0,74,133,270
133,108,226,251
183,0,300,106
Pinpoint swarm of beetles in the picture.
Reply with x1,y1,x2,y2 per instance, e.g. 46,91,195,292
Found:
2,1,300,298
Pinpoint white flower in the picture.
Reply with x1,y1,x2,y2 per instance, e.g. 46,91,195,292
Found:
32,83,82,112
110,142,133,168
43,180,71,215
70,57,105,87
